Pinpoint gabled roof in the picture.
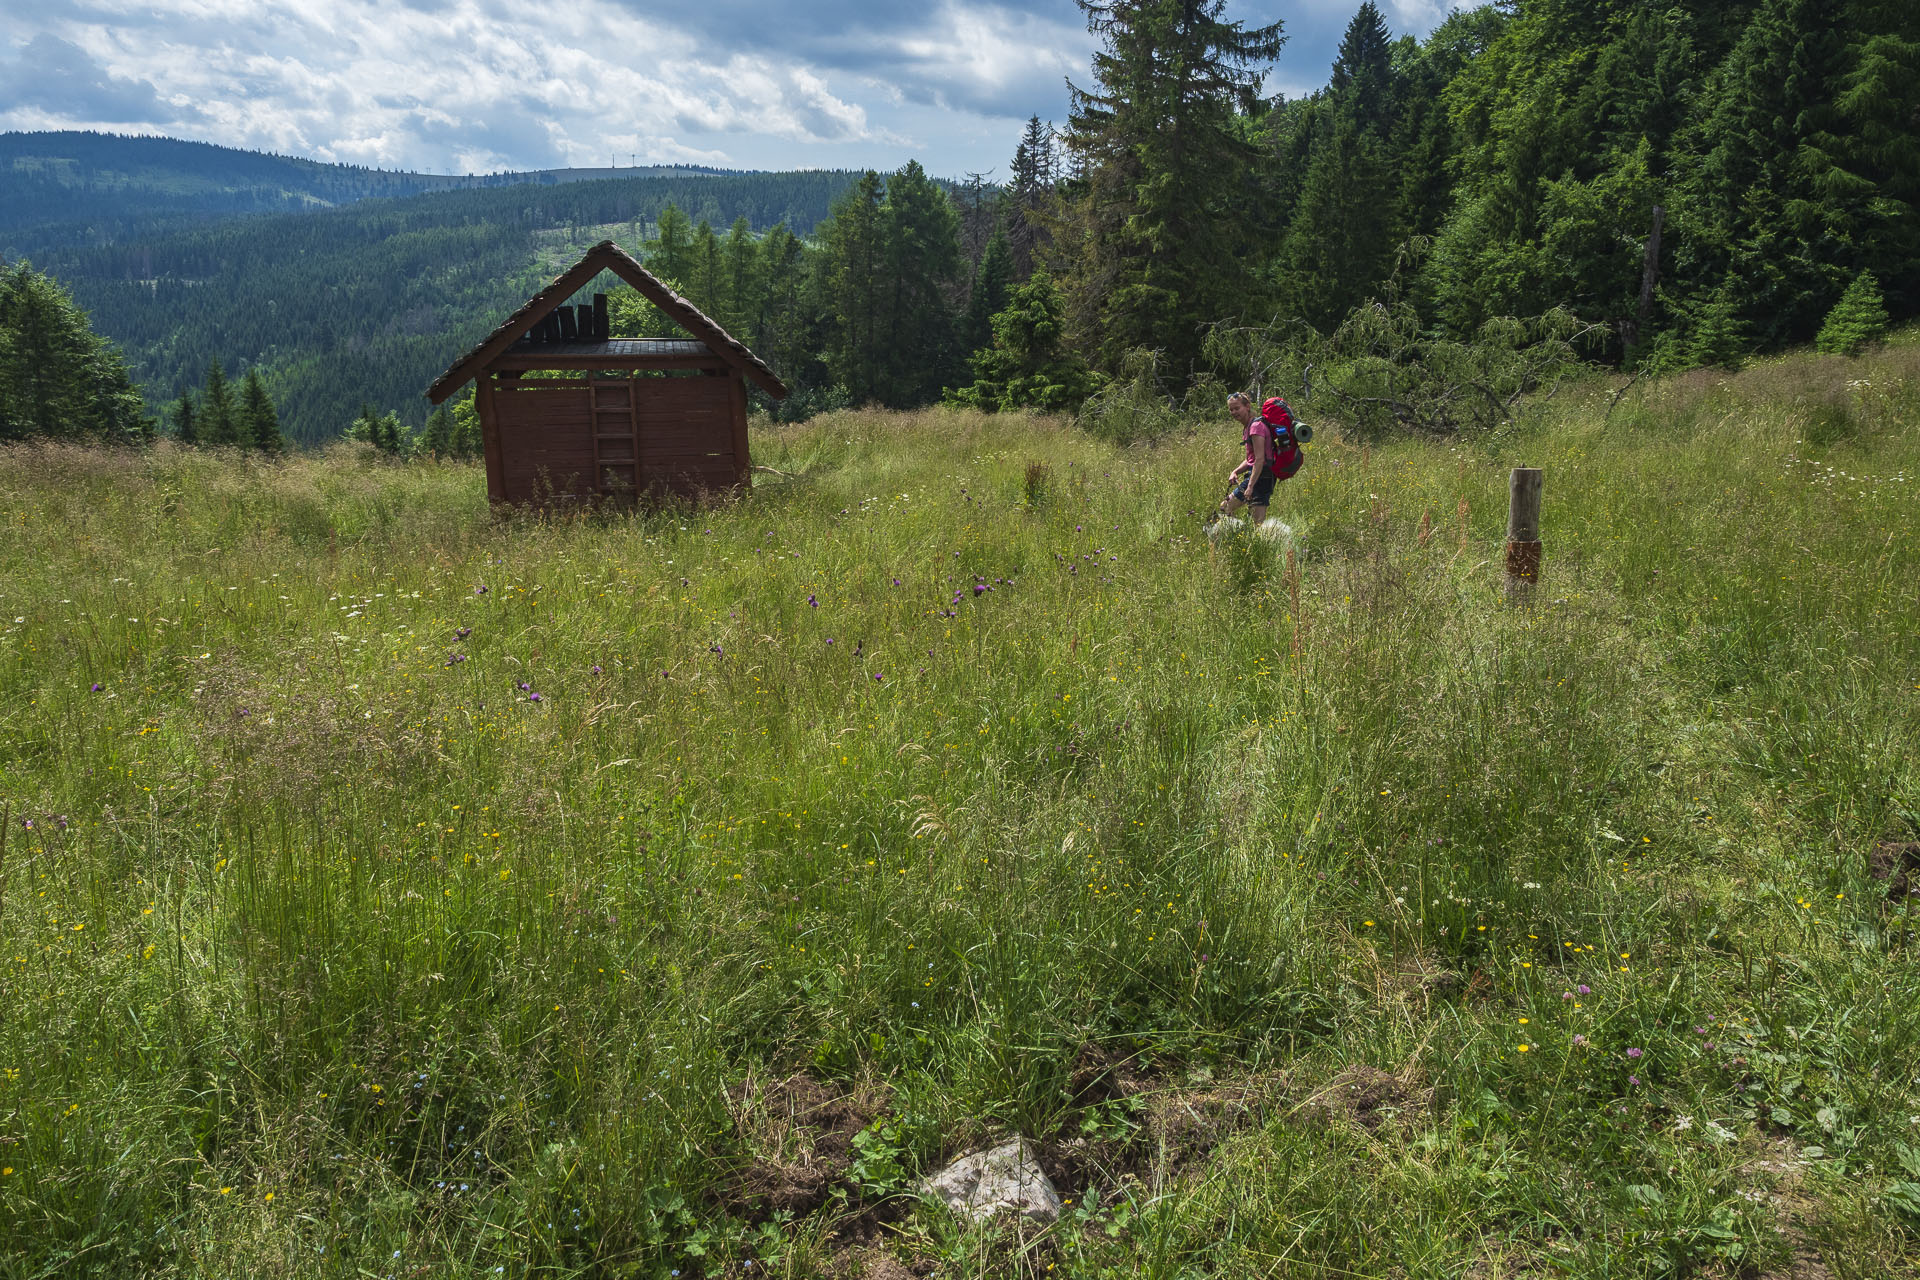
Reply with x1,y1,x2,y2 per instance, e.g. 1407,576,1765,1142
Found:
426,240,788,403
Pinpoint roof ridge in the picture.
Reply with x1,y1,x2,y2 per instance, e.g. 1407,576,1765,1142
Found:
427,241,787,403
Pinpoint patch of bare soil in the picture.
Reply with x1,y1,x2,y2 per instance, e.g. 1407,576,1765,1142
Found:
1464,1237,1561,1280
723,1072,889,1221
1870,841,1919,901
1740,1138,1834,1280
1065,1041,1154,1106
1145,1074,1289,1171
1294,1063,1431,1133
1046,1044,1305,1193
832,1249,931,1280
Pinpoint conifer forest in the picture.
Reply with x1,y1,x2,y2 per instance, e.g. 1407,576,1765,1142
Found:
4,0,1916,447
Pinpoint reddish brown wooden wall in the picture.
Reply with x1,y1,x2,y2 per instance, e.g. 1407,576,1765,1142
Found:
485,374,745,505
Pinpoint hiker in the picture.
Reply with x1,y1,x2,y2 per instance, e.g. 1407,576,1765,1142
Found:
1217,391,1303,526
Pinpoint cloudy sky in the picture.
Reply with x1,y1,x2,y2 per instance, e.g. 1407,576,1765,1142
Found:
0,0,1468,178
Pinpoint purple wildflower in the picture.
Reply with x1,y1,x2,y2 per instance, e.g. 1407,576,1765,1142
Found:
1577,984,1591,995
1562,991,1573,1000
709,644,723,657
973,583,987,594
591,665,602,675
825,638,834,646
475,586,488,594
872,672,883,682
1572,1034,1588,1047
1626,1047,1643,1059
455,626,471,639
517,681,530,691
529,693,543,703
892,577,901,586
90,682,103,692
1628,1075,1641,1086
808,594,818,607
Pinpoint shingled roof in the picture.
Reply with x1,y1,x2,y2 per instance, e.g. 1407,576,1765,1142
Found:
426,240,788,403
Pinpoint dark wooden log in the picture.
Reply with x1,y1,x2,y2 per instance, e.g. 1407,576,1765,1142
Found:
1637,205,1664,334
594,293,609,342
557,306,579,342
576,304,596,342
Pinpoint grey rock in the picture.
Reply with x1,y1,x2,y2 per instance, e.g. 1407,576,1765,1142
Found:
920,1137,1062,1225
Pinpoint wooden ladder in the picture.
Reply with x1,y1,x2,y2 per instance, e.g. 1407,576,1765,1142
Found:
589,379,637,496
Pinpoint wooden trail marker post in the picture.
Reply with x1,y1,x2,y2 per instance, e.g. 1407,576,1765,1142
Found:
1505,467,1543,600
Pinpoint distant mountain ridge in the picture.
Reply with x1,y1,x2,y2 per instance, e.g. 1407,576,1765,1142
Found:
0,131,745,253
22,154,864,443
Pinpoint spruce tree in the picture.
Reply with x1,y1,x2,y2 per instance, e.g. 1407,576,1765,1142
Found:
823,171,888,402
1815,271,1890,354
1275,106,1398,329
647,203,697,284
171,393,199,445
1687,282,1749,369
950,272,1100,412
1330,2,1395,134
201,360,240,445
963,231,1016,358
758,223,812,380
721,217,763,339
1060,0,1286,377
878,161,964,404
1675,0,1855,348
0,261,150,444
1007,116,1057,277
240,368,285,452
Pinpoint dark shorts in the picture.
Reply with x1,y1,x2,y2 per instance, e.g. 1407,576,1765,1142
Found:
1230,467,1277,505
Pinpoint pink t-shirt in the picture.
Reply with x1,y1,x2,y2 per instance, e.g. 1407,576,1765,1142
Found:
1244,420,1270,469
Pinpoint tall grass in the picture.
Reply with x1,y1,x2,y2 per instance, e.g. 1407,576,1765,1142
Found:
0,341,1916,1278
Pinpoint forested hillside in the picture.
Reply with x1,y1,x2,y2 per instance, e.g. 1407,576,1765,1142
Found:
4,0,1915,450
23,170,860,443
0,131,734,255
1042,0,1919,379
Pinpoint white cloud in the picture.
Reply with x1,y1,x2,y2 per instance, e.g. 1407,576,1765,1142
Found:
0,0,1482,176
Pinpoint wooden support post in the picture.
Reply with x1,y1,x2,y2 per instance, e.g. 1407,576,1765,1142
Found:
726,372,751,490
557,306,579,342
477,373,507,506
1505,467,1543,600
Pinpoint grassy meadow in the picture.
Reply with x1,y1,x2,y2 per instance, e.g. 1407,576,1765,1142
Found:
2,343,1918,1279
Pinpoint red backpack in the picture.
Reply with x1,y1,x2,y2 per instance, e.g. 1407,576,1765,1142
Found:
1262,397,1304,480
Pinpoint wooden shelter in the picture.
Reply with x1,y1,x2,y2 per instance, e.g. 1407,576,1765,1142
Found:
427,240,787,506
